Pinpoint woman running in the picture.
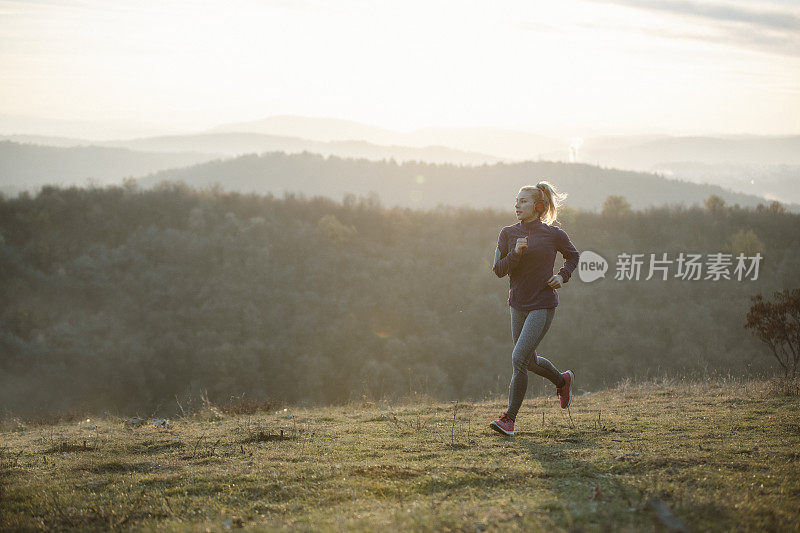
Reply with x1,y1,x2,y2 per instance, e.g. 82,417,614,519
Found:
490,181,580,436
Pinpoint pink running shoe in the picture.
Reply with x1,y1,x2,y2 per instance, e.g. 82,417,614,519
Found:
556,370,574,409
490,413,515,436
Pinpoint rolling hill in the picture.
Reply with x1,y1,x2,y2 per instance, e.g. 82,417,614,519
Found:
136,151,794,212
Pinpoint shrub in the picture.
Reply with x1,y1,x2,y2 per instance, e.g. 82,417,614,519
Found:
744,289,800,379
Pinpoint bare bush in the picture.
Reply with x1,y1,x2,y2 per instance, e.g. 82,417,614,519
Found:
745,289,800,379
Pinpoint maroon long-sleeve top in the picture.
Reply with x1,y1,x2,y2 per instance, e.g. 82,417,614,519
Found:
492,218,580,311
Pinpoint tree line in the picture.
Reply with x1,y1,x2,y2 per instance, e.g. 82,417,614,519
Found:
1,182,796,416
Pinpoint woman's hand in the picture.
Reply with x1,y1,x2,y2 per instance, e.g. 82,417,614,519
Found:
514,237,528,255
546,274,563,289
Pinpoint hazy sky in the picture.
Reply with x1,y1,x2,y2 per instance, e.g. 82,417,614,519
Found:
1,0,799,137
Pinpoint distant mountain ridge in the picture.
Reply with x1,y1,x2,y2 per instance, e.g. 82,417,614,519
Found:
137,151,798,213
4,113,799,166
0,141,215,195
208,115,399,144
209,115,567,161
209,115,800,165
3,114,798,205
207,116,800,204
0,134,502,196
581,135,800,167
0,113,177,140
98,133,501,164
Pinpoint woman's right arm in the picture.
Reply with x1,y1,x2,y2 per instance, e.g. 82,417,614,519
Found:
492,230,520,278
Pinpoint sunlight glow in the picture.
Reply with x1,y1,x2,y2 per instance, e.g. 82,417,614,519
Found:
0,0,798,136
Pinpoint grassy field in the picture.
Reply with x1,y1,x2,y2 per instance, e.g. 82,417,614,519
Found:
1,378,799,532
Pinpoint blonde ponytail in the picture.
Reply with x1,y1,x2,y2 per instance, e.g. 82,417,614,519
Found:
519,181,567,225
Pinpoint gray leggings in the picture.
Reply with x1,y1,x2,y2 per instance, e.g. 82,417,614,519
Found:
506,306,564,421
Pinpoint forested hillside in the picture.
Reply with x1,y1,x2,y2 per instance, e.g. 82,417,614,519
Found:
1,183,796,416
138,152,792,212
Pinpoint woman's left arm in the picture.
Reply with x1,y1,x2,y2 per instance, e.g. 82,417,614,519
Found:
555,228,580,283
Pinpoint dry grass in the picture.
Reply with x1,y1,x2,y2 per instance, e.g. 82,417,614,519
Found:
1,378,798,531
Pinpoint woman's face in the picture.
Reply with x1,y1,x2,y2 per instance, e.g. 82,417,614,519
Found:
515,190,539,221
